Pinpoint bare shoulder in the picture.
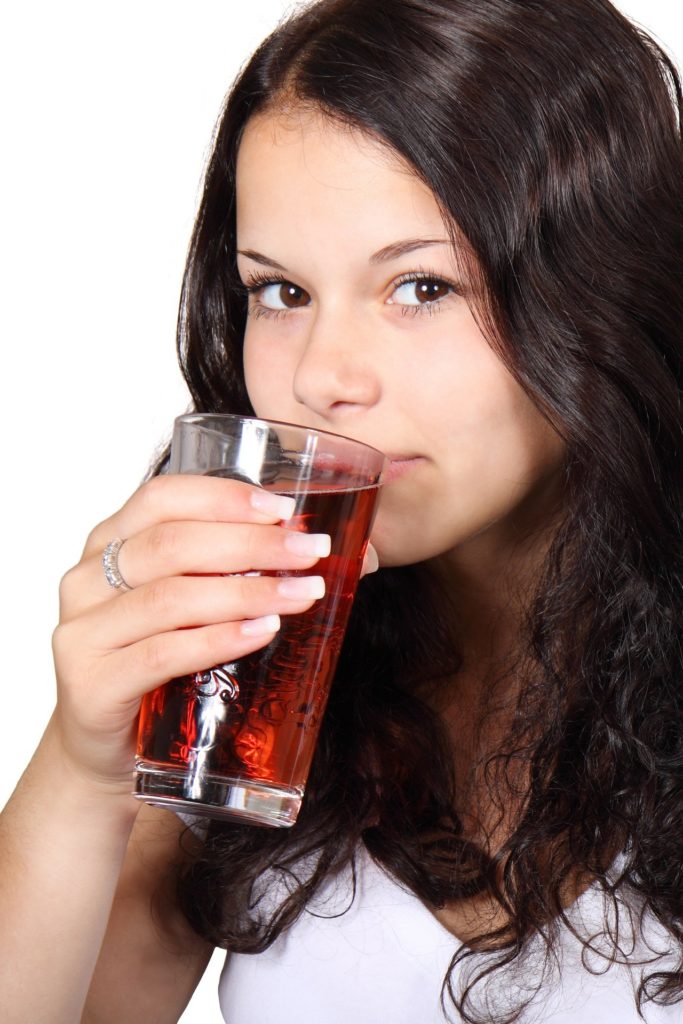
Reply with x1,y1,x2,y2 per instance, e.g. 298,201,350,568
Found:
82,802,216,1024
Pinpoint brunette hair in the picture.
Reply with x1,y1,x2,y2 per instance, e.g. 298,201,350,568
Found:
169,1,683,1020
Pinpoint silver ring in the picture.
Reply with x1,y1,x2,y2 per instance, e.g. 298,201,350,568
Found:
102,538,133,591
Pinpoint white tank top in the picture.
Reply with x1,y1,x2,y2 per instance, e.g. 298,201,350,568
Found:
214,843,680,1023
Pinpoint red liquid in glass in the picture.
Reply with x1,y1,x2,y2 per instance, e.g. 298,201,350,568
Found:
136,484,377,795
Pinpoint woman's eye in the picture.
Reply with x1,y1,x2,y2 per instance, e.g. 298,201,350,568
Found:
391,278,452,306
257,281,310,310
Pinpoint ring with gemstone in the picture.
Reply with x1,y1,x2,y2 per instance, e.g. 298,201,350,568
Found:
102,538,133,591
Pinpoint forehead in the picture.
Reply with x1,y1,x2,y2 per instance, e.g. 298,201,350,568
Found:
235,106,447,237
238,105,398,177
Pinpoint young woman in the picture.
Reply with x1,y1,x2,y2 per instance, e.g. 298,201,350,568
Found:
2,1,682,1021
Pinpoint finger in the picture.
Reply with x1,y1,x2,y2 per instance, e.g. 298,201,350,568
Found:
95,617,284,705
83,474,297,559
61,572,326,650
61,522,331,618
114,521,331,589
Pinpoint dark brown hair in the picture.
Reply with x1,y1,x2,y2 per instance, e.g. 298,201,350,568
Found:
169,2,683,1020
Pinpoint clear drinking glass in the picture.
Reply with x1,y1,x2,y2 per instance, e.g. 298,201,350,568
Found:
133,414,387,827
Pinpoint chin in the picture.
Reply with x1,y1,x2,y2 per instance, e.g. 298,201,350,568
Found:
370,534,432,569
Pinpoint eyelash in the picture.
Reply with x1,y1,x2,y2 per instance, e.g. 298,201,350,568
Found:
240,269,459,320
241,271,294,321
391,271,455,317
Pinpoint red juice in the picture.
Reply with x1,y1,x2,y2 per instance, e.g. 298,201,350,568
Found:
135,482,378,822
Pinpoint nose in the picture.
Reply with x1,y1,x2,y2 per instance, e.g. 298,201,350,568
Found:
292,308,381,421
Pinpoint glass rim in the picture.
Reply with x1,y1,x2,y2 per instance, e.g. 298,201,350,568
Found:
174,412,388,463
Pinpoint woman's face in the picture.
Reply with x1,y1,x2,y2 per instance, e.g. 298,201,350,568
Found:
236,108,565,569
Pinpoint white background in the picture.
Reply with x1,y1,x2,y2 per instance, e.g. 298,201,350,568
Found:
0,2,680,1020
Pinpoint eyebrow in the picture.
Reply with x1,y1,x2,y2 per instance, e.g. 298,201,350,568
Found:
236,237,450,271
369,238,450,264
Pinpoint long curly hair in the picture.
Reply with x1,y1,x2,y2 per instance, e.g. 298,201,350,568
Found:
165,1,683,1019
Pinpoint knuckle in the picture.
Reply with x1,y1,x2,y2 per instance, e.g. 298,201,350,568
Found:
83,521,110,558
200,621,234,664
243,526,262,570
141,473,168,506
52,621,76,667
139,634,171,676
147,520,181,563
57,565,79,608
238,573,278,615
203,475,246,512
84,524,100,552
142,578,178,619
51,622,65,660
217,478,250,511
136,474,168,520
230,572,249,607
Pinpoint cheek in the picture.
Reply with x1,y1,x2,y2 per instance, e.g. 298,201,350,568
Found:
400,332,511,444
242,333,263,408
242,331,291,416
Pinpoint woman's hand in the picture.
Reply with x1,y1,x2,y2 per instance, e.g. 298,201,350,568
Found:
51,474,342,796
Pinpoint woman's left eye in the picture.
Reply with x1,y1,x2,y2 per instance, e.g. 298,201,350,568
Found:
389,276,453,311
252,280,310,310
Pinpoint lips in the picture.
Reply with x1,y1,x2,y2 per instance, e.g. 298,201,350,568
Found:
383,455,424,483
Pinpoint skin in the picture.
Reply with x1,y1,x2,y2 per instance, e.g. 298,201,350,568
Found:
237,107,567,670
237,107,579,940
1,476,333,1022
0,106,570,1021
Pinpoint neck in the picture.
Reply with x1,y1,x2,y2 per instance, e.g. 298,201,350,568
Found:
429,461,566,670
428,528,551,678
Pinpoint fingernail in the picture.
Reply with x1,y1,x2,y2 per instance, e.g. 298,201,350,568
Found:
250,490,297,520
241,614,281,636
283,532,331,558
362,545,379,576
277,576,326,600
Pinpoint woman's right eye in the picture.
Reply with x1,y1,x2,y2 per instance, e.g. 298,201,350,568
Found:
246,277,311,315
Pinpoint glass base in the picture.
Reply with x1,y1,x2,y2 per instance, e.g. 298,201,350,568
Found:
133,762,302,827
